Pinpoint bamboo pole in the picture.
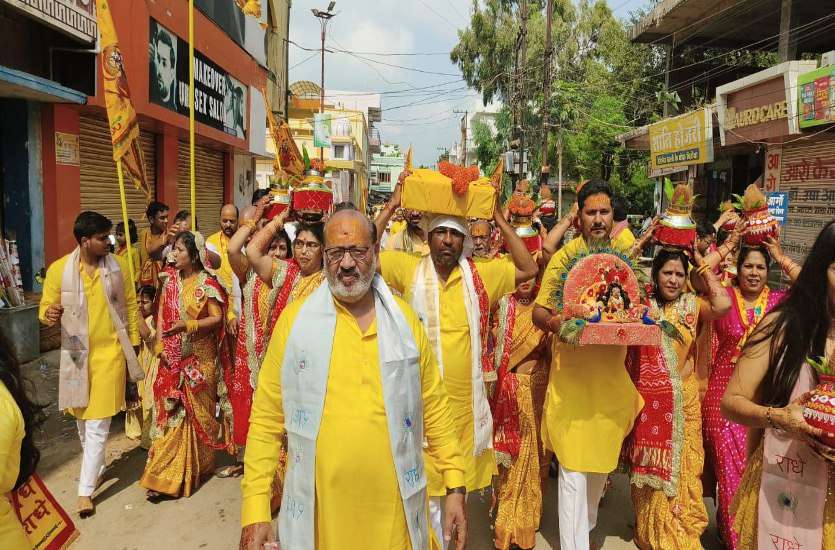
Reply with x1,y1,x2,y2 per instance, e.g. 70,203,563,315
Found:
116,162,136,283
188,0,196,231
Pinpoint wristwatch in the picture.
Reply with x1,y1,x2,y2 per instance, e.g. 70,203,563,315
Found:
446,486,466,496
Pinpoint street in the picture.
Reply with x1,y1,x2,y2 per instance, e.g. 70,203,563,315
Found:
30,350,723,550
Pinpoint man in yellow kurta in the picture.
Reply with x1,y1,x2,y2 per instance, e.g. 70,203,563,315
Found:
532,180,643,550
39,211,140,517
240,210,468,550
374,179,538,545
206,204,241,317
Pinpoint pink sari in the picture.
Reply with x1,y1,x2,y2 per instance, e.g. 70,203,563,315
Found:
702,285,785,549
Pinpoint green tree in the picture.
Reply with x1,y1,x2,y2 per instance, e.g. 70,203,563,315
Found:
451,0,667,216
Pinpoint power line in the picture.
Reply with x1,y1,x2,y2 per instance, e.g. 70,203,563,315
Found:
415,0,462,32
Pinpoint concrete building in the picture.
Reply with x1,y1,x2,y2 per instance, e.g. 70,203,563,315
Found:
369,144,405,203
276,81,381,210
449,109,499,168
0,1,276,290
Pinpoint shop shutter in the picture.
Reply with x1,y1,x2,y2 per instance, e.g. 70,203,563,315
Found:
778,134,835,263
177,141,224,236
79,115,156,231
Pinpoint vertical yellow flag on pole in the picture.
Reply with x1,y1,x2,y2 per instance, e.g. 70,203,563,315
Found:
95,0,150,202
95,0,143,282
404,145,413,172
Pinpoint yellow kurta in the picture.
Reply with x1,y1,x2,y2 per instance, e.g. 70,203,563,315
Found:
0,381,29,550
535,233,643,473
380,251,516,494
206,231,234,292
39,253,140,420
115,246,141,286
242,294,465,549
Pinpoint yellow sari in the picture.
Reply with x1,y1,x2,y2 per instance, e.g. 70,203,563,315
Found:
492,297,551,550
140,271,234,497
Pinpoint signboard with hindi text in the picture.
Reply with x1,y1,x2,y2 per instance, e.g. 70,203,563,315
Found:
799,65,835,129
12,473,79,550
778,134,835,263
649,108,713,171
149,19,247,140
767,192,788,225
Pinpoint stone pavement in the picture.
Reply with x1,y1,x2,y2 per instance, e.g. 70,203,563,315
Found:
26,350,724,549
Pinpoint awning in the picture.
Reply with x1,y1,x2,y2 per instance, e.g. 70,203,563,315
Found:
0,65,87,104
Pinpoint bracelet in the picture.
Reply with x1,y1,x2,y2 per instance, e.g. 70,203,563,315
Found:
185,320,199,335
765,407,779,431
446,486,466,496
696,264,711,276
240,219,257,230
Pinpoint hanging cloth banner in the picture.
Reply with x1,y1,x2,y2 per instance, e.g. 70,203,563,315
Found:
313,113,332,148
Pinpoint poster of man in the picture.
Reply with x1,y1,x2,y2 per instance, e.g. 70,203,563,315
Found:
224,76,246,138
148,19,247,140
149,21,177,111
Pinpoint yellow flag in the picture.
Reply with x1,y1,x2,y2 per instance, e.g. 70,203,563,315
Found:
235,0,262,18
263,89,304,178
95,0,150,202
490,156,504,186
404,145,413,172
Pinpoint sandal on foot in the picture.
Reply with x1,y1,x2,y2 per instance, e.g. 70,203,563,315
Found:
215,463,244,478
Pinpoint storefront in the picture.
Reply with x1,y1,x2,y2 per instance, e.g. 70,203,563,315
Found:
773,61,835,263
38,1,269,266
0,0,96,291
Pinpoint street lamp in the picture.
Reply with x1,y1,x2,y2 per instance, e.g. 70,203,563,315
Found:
312,2,337,164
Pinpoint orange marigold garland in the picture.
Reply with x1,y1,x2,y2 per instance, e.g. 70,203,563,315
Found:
508,193,536,217
439,161,480,195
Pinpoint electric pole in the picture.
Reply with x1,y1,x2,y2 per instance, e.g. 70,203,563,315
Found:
312,2,337,164
540,0,554,190
511,0,529,188
453,109,468,165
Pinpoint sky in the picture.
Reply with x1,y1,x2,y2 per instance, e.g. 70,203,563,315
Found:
288,0,651,168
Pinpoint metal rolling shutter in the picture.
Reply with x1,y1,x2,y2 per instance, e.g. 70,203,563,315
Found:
778,134,835,263
79,115,156,231
177,141,225,236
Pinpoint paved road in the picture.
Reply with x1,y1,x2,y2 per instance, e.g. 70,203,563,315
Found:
30,350,724,549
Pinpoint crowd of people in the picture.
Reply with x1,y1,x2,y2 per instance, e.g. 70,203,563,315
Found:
0,171,833,550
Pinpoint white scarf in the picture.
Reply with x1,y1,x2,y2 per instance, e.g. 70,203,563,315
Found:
409,215,493,456
59,248,142,410
278,276,429,550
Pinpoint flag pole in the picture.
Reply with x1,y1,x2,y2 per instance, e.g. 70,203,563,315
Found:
116,162,136,283
188,0,196,231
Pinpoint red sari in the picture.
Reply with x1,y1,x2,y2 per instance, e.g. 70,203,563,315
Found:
227,260,300,446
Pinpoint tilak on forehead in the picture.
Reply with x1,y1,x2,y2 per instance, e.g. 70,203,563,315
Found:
470,221,491,238
583,193,612,211
326,213,371,243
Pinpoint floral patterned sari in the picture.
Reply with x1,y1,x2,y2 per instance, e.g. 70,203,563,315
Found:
140,270,234,498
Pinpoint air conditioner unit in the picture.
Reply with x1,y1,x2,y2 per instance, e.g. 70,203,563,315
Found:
822,51,835,67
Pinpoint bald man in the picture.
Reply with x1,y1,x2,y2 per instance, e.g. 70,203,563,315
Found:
240,209,467,550
207,204,241,319
469,220,495,259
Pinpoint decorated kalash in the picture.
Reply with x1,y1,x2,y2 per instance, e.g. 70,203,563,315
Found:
736,183,779,246
506,181,542,255
265,145,333,222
